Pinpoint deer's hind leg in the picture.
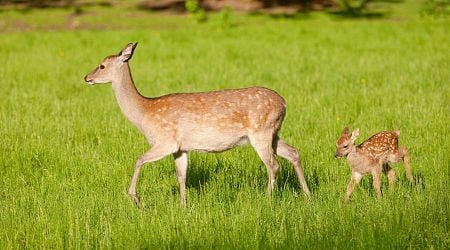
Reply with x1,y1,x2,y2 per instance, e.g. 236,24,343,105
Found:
174,151,188,208
273,137,311,198
382,163,397,189
398,147,414,184
249,132,280,196
390,147,414,184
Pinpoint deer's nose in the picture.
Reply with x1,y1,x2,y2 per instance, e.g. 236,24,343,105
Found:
335,151,340,158
84,75,94,83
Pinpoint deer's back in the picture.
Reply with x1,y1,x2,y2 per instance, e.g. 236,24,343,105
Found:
357,131,400,160
141,87,286,151
146,87,285,126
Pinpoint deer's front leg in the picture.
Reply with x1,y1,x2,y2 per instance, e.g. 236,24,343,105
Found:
344,172,363,202
129,144,177,208
372,167,383,199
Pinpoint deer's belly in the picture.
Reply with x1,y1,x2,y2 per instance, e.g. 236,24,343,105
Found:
179,129,249,153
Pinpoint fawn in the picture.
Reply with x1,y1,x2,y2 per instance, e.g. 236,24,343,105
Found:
335,127,414,202
84,43,311,207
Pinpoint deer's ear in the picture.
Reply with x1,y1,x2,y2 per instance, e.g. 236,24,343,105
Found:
342,127,350,135
350,128,360,143
118,42,138,62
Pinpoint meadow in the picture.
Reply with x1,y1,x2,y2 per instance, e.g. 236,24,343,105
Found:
0,1,449,248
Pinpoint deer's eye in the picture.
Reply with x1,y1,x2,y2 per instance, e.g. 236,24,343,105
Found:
99,65,105,70
343,145,348,148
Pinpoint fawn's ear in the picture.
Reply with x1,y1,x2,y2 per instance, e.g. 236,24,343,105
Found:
342,127,350,135
350,128,360,143
118,42,138,62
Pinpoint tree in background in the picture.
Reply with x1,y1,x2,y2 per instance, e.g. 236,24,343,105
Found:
420,0,450,16
138,0,334,12
335,0,368,14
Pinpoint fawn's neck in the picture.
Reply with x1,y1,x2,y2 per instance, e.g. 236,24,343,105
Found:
346,146,358,160
111,63,147,127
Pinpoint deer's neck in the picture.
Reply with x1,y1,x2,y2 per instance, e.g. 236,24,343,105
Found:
111,63,147,127
346,146,358,161
347,146,368,167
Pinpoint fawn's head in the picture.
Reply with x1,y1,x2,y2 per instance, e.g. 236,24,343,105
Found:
335,127,359,158
84,43,137,85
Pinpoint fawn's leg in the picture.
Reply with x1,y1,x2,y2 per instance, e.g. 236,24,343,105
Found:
274,137,311,198
383,163,397,189
249,132,279,196
344,172,363,202
128,144,177,207
399,147,414,184
173,151,188,208
372,165,383,199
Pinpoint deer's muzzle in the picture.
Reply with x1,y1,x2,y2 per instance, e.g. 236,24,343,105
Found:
84,75,94,84
335,151,341,158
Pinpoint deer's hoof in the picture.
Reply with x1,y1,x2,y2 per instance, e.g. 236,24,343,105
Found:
129,194,141,208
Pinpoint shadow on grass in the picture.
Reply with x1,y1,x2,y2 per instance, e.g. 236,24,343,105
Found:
274,161,321,196
412,172,425,190
250,11,314,20
183,156,319,197
186,163,214,191
344,171,425,200
327,9,388,19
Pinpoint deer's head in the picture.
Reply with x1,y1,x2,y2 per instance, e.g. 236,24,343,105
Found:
84,43,137,85
335,127,359,158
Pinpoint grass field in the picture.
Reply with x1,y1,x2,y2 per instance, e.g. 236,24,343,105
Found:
0,1,449,248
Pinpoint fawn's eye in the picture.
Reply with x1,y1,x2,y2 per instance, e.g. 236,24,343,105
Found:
343,145,348,148
99,65,105,69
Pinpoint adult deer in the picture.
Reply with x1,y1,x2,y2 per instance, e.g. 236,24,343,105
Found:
84,43,311,207
335,127,414,202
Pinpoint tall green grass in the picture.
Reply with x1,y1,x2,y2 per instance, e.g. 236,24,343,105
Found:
0,4,449,249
